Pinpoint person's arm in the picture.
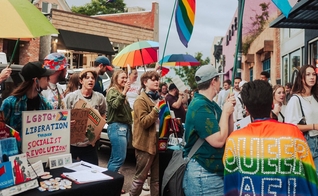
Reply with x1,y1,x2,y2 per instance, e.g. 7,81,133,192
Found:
0,67,12,83
133,98,158,129
171,93,183,109
205,98,235,148
106,88,126,109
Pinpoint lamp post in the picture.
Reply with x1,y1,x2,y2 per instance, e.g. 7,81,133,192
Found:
237,0,243,78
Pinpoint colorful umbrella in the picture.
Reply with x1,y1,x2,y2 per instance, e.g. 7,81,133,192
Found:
159,54,200,66
0,0,59,66
0,0,59,38
161,67,170,77
112,40,159,68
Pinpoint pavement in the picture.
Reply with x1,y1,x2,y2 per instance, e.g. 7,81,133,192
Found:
97,146,150,196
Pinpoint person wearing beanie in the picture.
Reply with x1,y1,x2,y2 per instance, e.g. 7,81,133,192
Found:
0,61,55,141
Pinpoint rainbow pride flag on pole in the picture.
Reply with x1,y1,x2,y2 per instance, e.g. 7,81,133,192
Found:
159,100,171,138
175,0,196,47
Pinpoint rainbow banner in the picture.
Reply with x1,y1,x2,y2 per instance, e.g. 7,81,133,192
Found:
223,120,318,195
6,125,21,142
159,100,171,138
175,0,196,47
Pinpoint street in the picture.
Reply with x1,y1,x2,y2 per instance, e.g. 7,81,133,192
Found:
97,145,150,196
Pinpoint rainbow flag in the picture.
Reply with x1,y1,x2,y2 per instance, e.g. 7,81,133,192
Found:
159,100,171,138
175,0,196,47
6,125,21,142
223,120,318,195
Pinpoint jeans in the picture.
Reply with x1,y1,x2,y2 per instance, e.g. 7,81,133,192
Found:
305,133,318,176
183,159,224,196
107,122,130,172
129,149,159,196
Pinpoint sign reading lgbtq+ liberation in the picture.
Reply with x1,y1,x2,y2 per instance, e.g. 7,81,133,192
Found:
22,110,70,163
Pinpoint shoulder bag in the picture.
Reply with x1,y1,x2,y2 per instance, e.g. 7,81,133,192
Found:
161,138,204,196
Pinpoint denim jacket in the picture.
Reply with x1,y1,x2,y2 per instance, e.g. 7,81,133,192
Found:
0,94,53,135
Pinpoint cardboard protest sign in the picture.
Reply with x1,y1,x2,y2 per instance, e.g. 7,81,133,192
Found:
22,110,71,164
70,109,89,144
74,99,106,147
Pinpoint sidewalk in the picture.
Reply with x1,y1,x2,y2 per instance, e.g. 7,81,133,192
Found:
122,190,150,196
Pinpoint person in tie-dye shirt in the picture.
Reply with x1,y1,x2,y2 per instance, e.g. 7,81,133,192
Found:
223,80,318,196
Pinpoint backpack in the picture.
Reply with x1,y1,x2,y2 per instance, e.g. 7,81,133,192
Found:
161,138,204,196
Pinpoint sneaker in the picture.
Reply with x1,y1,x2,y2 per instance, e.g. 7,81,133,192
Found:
142,180,150,191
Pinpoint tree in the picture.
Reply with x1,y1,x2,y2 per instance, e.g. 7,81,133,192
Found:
173,52,210,90
71,0,126,16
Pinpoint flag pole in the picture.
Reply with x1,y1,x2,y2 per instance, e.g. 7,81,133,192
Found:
160,0,178,69
232,0,245,82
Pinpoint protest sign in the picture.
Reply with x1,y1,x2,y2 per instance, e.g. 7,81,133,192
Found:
22,110,71,163
74,99,106,146
70,109,89,144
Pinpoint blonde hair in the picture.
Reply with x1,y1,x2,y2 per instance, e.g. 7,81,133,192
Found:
272,84,286,105
108,69,126,93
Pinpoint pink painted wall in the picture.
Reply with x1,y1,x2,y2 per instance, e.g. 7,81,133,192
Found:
222,0,278,80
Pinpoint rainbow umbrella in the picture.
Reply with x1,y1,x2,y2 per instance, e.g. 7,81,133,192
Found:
0,0,59,66
112,40,159,68
159,54,200,66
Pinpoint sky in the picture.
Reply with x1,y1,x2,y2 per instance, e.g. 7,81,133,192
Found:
66,0,237,60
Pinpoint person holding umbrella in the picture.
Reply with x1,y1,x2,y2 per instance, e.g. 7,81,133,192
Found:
0,61,54,143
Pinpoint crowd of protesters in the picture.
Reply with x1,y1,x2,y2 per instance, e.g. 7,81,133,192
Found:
2,52,318,195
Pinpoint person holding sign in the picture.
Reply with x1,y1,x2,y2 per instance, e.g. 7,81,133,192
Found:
64,69,106,165
0,61,55,144
106,70,132,173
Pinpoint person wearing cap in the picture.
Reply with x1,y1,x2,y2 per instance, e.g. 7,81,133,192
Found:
233,80,248,122
0,61,55,141
42,53,68,109
63,68,106,165
165,83,186,124
93,56,113,95
182,64,235,196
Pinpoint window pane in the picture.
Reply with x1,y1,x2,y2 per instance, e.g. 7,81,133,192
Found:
42,2,48,13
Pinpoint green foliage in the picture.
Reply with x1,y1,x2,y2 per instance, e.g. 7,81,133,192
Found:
71,0,126,16
242,2,270,55
173,52,210,90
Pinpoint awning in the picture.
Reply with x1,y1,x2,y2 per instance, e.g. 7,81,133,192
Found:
270,0,318,29
58,29,115,54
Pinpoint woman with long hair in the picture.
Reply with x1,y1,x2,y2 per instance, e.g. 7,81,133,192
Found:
271,84,286,122
64,68,106,165
106,70,132,174
63,72,80,96
285,64,318,174
0,61,54,142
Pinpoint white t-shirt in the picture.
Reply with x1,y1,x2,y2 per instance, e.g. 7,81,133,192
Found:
285,95,318,136
126,81,141,108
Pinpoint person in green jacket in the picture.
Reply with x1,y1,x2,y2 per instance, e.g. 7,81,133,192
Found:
106,69,132,173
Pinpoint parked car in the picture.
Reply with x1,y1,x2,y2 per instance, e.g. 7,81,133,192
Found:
0,64,24,105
